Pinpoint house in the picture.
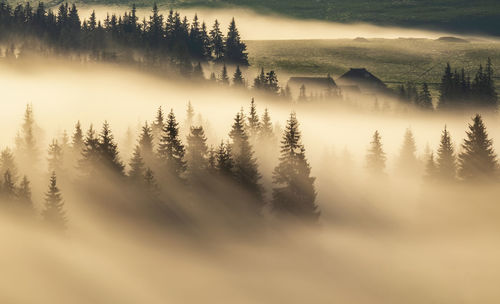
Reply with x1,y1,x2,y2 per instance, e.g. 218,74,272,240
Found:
287,75,338,97
336,68,389,93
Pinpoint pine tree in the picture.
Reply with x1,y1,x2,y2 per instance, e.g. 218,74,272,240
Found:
129,145,145,182
253,68,266,90
47,139,63,174
272,112,318,221
418,83,433,110
266,70,279,94
216,141,233,176
232,65,245,87
152,106,165,148
158,110,186,178
41,172,66,230
209,19,224,61
17,104,38,167
219,64,229,85
144,167,160,196
258,108,274,142
438,63,454,109
397,128,419,174
248,98,260,139
98,122,124,175
0,148,18,182
72,121,84,154
229,111,263,203
185,126,209,180
138,121,154,164
79,124,100,174
224,18,248,65
17,175,33,211
365,130,386,175
436,126,456,180
2,170,16,201
458,114,498,180
185,101,195,129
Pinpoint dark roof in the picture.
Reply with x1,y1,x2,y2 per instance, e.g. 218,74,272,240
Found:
288,76,337,88
337,68,387,90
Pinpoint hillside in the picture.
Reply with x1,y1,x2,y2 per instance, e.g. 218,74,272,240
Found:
73,0,500,36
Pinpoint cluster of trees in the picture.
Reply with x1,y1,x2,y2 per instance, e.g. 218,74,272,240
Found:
398,59,498,111
366,114,498,181
0,101,319,231
0,2,249,67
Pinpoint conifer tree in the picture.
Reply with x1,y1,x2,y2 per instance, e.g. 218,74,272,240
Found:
258,108,274,142
0,148,18,182
186,126,209,180
144,167,160,196
79,124,100,174
129,145,145,182
232,65,245,87
47,139,63,174
397,128,419,174
152,106,165,147
72,121,84,154
365,130,386,175
224,18,248,65
418,83,433,110
98,121,124,175
458,114,498,180
216,141,233,177
229,111,263,203
17,104,38,167
209,19,224,61
2,170,16,201
185,101,195,129
253,68,266,90
158,110,186,178
272,112,318,221
41,172,66,230
219,64,229,85
436,126,456,180
248,98,260,139
17,175,33,211
138,121,154,164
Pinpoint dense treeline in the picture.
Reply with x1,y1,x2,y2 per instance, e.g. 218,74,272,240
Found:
398,59,498,111
0,2,248,66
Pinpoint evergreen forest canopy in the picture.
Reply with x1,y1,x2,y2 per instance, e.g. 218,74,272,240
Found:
0,2,249,67
1,100,499,232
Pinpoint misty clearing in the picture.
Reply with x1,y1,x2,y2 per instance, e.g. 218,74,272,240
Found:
1,2,500,304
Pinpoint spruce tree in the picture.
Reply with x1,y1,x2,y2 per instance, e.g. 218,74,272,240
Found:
229,111,263,203
98,121,124,175
272,112,318,221
216,141,233,176
253,68,266,90
248,98,260,139
0,148,18,182
138,121,154,164
79,124,100,174
365,130,386,175
397,128,419,174
129,145,145,182
258,108,274,142
158,109,186,178
17,175,33,211
185,126,209,180
185,101,195,129
219,64,229,85
209,19,224,61
233,65,245,87
41,172,66,230
47,139,63,174
418,83,433,110
2,170,16,201
458,114,498,180
72,121,84,154
224,18,248,65
152,106,165,148
436,126,456,180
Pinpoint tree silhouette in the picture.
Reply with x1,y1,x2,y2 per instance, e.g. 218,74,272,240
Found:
247,98,260,139
272,112,319,221
41,172,66,231
229,111,263,204
129,145,145,182
366,130,386,175
216,141,233,177
158,110,186,179
0,148,18,182
139,121,155,165
17,175,34,212
436,126,456,180
458,114,498,180
186,126,209,181
98,121,124,175
47,139,63,174
224,18,248,65
397,128,419,175
233,65,245,87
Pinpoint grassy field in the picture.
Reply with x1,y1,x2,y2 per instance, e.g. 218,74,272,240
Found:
72,0,500,36
246,38,500,91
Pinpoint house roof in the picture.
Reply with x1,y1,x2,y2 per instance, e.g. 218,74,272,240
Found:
337,68,387,89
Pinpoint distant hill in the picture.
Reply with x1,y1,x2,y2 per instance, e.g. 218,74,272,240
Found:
75,0,500,36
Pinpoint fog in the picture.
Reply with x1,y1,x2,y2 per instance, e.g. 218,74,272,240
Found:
74,5,476,40
1,56,500,303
